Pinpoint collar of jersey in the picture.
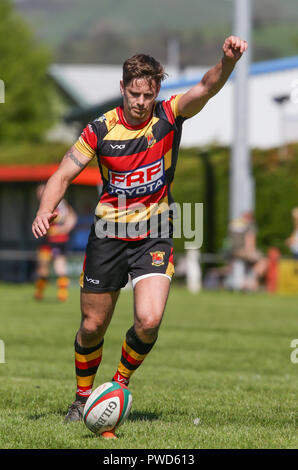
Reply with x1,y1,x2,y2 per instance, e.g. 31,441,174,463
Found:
117,105,154,130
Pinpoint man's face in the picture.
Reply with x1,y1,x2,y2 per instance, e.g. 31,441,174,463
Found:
120,77,160,124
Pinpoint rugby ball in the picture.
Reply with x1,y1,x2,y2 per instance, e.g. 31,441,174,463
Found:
83,382,132,434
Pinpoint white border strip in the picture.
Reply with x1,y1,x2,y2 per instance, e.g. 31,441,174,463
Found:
132,273,171,288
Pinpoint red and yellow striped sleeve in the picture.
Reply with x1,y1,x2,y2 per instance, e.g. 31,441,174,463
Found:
169,94,184,119
74,123,98,159
162,94,184,124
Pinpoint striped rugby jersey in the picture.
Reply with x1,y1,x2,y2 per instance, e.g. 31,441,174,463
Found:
74,94,187,240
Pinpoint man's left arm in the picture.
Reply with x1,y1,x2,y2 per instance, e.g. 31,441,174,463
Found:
177,36,248,118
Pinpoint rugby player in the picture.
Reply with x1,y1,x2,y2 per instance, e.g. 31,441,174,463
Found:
32,36,247,436
34,184,78,302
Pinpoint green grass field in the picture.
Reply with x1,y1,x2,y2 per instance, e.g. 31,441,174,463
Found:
0,283,297,449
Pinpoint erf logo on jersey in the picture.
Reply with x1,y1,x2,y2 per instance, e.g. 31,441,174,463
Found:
107,158,165,197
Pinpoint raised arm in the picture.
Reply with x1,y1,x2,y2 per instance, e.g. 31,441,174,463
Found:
32,145,91,239
178,35,248,118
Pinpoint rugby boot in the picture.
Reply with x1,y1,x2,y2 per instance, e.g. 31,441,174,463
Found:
65,401,117,438
65,400,118,438
64,400,85,422
34,291,44,301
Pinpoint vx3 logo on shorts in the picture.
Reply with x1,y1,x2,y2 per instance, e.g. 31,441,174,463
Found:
85,275,100,285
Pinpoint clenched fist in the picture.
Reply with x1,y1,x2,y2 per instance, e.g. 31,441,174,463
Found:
223,35,248,62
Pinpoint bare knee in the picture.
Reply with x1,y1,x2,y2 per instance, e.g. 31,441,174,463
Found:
134,313,162,343
80,312,104,339
77,291,119,346
133,275,170,343
79,305,107,344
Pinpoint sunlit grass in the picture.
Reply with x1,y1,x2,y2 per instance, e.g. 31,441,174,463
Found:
0,283,297,449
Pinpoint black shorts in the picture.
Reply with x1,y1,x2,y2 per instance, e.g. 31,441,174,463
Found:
80,225,175,293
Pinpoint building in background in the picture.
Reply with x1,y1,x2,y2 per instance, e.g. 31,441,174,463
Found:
50,56,298,150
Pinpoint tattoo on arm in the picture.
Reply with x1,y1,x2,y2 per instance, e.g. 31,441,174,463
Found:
65,150,85,169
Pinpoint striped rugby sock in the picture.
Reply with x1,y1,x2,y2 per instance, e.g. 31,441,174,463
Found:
74,337,104,402
56,276,69,302
113,326,157,386
34,277,48,299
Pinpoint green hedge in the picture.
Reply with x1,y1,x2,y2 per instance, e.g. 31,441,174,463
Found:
0,142,99,166
173,144,298,255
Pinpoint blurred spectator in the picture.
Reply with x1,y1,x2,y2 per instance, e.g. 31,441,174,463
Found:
227,211,268,291
285,207,298,259
34,184,78,301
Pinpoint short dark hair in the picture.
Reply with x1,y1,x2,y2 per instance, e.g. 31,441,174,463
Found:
122,54,167,88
